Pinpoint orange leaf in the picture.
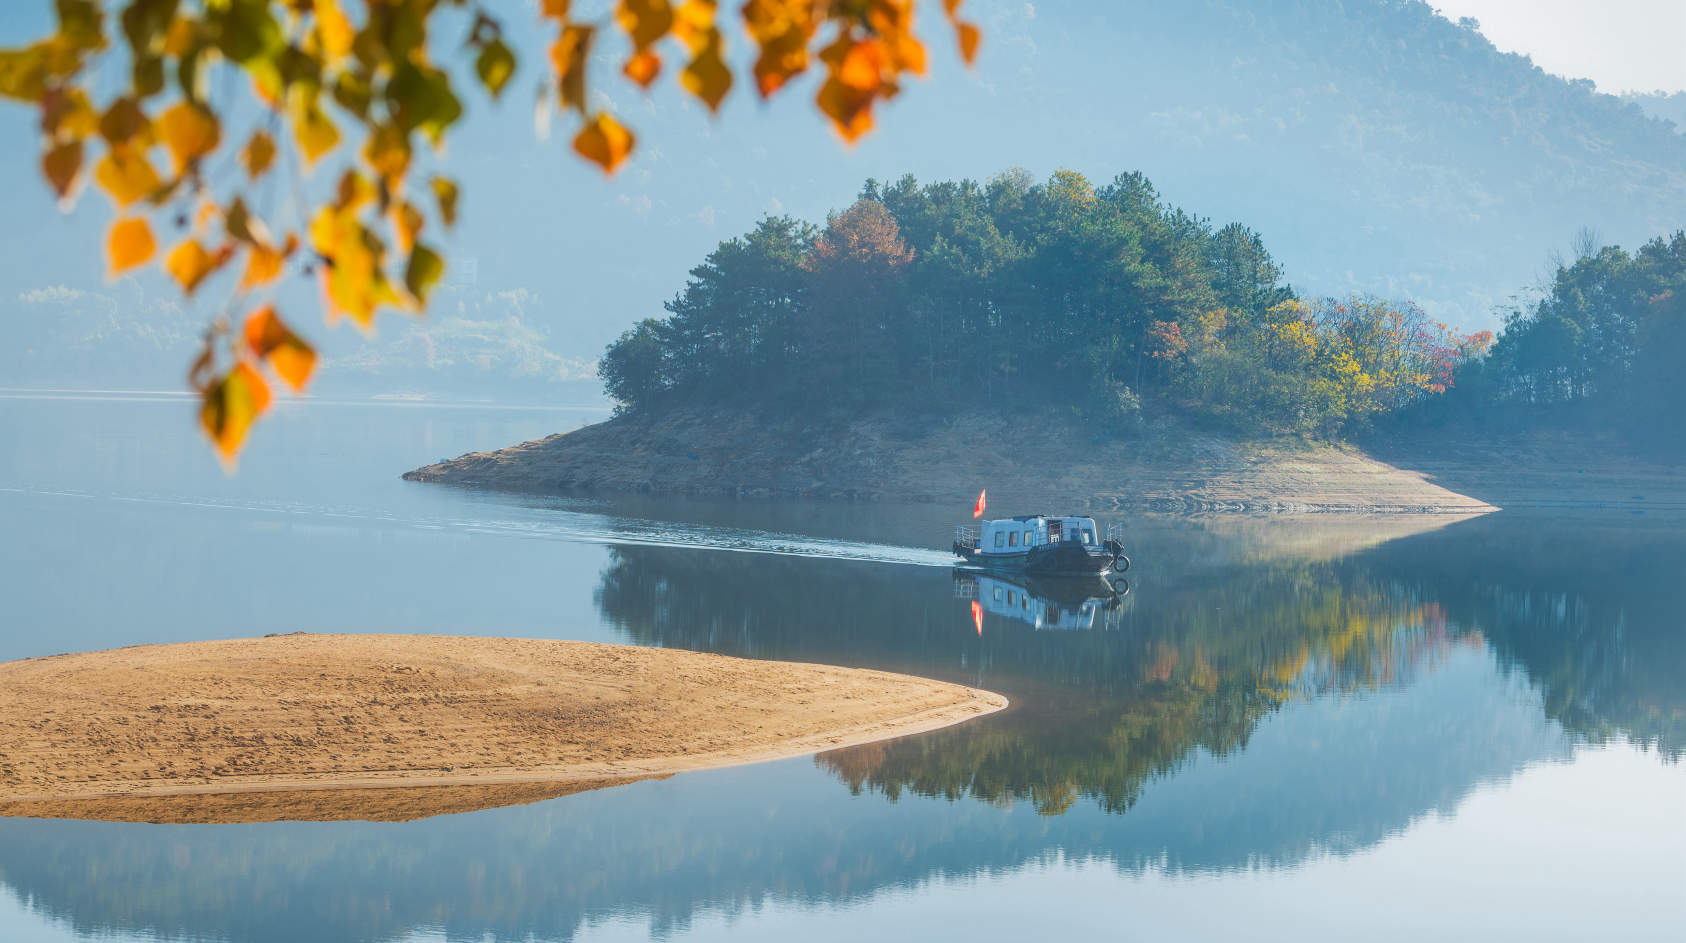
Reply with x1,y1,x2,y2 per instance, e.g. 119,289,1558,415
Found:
955,22,980,65
106,216,156,275
200,361,272,463
574,112,634,173
239,234,295,291
42,139,82,199
550,25,595,112
742,0,814,97
42,88,98,139
816,76,875,142
94,146,162,206
98,98,151,146
241,130,276,179
541,0,571,17
157,102,220,174
243,306,316,392
623,49,662,87
166,238,230,294
680,31,732,112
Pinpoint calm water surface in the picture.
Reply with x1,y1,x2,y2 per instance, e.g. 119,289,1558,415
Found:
1,392,1682,942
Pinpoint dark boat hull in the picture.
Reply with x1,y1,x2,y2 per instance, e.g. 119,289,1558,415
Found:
953,541,1117,574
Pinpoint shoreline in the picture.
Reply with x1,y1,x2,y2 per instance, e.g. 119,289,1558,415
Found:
400,403,1685,513
0,635,1006,816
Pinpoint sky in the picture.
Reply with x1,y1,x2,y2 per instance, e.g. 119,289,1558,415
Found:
1433,0,1686,93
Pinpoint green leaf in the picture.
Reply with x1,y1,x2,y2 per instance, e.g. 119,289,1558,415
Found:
405,244,444,303
120,0,179,56
333,69,372,118
209,0,283,65
476,39,516,100
55,0,104,52
386,62,461,144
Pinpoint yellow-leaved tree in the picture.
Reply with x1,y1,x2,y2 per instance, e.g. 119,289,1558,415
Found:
0,0,980,463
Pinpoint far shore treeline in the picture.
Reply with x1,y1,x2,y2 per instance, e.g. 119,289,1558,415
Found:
602,170,1686,439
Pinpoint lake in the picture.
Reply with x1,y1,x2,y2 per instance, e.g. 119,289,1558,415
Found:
1,390,1681,942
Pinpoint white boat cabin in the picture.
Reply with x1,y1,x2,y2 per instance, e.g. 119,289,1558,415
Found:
977,516,1100,553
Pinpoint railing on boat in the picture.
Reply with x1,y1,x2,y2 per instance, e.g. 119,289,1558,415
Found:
954,525,978,550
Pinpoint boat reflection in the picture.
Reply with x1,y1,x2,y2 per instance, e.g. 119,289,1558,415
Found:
953,570,1124,631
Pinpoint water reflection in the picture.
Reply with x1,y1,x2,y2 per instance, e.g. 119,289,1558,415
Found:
0,511,1679,943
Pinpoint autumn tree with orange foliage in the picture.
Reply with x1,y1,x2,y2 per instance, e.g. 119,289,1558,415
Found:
799,199,913,402
0,0,980,464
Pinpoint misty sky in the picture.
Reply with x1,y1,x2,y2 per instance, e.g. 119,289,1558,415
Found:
1434,0,1685,94
1,1,1682,377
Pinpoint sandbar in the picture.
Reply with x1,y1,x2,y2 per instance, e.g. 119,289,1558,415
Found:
0,634,1005,817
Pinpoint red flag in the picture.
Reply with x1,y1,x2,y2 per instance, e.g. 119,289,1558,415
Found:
973,489,987,519
972,600,983,635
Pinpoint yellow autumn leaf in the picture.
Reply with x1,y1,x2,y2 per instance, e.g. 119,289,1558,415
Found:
314,0,356,60
574,111,634,173
393,201,424,252
200,361,272,463
94,147,161,206
157,102,220,174
431,176,459,228
294,103,340,164
243,305,316,392
106,216,156,275
363,123,411,185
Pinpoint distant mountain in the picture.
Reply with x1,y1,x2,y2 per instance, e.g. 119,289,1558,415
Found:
1622,91,1686,133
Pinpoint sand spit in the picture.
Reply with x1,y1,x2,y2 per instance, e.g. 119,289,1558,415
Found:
0,635,1005,818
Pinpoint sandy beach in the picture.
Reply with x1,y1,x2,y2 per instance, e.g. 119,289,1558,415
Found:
0,634,1005,817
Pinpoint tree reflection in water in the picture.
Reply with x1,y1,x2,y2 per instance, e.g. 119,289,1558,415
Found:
595,512,1682,818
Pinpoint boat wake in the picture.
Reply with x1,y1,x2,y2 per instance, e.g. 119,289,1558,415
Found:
0,484,956,568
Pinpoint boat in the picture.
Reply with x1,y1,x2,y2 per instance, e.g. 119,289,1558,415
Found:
952,515,1129,576
954,571,1126,631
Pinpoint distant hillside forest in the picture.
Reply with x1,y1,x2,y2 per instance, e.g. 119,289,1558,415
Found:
602,171,1686,439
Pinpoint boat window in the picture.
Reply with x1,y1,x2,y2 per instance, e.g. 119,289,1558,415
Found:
994,587,1003,601
1008,531,1019,547
1082,529,1094,544
1007,591,1015,604
994,531,1006,548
